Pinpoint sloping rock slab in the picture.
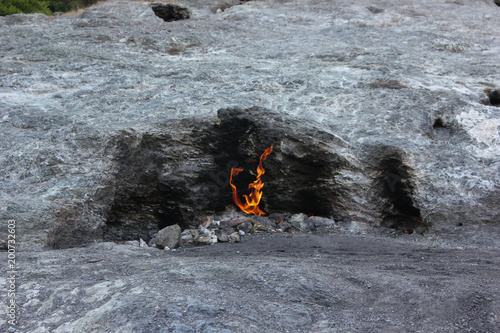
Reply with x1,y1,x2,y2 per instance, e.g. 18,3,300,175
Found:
0,0,499,249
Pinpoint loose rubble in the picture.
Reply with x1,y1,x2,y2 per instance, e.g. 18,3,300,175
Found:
151,211,339,250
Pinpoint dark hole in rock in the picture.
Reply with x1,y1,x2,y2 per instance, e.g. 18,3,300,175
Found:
495,0,500,7
203,107,346,219
151,3,190,22
378,155,427,234
488,89,500,106
104,132,190,242
433,118,446,128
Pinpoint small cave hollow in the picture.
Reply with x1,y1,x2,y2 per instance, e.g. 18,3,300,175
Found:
488,89,500,106
102,107,349,243
378,155,427,234
151,3,190,22
103,132,195,243
433,117,446,129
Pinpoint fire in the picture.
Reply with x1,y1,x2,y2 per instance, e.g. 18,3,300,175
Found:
230,146,273,216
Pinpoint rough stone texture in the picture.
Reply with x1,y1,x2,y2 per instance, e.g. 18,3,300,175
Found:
308,216,336,227
0,0,499,249
2,232,500,332
154,224,181,249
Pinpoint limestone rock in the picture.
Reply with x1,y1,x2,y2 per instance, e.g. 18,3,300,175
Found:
0,0,499,249
155,225,181,249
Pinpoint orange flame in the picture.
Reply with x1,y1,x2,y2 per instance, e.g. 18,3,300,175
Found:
230,146,273,215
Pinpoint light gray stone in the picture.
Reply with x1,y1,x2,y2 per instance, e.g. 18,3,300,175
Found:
0,0,499,248
308,216,336,227
289,214,308,229
155,225,181,249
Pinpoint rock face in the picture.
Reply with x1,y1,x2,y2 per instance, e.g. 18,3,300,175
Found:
0,0,499,249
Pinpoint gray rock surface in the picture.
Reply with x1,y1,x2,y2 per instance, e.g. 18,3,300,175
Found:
0,0,499,249
154,224,181,249
308,216,336,227
2,231,500,332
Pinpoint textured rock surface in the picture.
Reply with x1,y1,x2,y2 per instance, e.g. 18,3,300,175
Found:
154,224,181,249
0,0,499,248
2,232,500,332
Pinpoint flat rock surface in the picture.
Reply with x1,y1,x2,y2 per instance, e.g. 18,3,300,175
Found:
2,231,500,332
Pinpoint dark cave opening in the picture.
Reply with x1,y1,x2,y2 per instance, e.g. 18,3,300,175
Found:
379,156,427,234
151,3,190,22
433,118,446,129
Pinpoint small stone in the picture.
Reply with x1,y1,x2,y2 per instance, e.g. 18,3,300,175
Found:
193,226,217,245
201,216,214,228
139,238,148,248
238,230,245,236
155,224,182,249
308,216,336,227
198,225,211,235
299,219,316,232
194,233,217,245
236,221,253,234
252,216,276,229
278,222,292,232
228,232,241,243
289,213,308,228
215,229,229,242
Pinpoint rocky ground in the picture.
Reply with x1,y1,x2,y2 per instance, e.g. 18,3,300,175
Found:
1,0,500,331
2,228,500,332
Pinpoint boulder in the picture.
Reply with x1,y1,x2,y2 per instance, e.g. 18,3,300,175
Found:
154,225,181,249
0,0,499,249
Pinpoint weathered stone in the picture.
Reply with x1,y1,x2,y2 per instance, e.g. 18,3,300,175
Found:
236,222,253,234
289,214,308,229
308,216,336,227
252,216,276,229
154,225,181,249
139,238,148,248
277,222,292,232
228,232,241,243
193,226,217,245
215,229,229,242
299,219,316,232
0,0,499,249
